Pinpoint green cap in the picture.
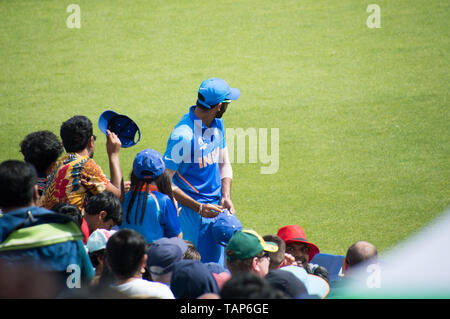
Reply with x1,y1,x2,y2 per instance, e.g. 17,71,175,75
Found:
225,229,279,261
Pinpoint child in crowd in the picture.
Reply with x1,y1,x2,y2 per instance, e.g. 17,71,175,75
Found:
120,149,182,243
86,229,116,286
106,229,174,298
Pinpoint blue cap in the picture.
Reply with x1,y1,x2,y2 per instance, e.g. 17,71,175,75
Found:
170,260,220,299
196,78,240,108
98,110,141,148
86,229,116,253
211,210,243,246
133,149,165,179
147,237,188,275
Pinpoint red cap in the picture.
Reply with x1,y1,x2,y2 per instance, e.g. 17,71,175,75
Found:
277,225,320,261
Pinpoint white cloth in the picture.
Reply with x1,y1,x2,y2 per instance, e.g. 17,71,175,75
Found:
112,278,175,299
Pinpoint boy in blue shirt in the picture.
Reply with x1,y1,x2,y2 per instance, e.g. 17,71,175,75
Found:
163,78,239,264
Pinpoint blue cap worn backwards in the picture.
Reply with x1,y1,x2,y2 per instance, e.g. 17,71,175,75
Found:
196,78,240,109
133,149,165,180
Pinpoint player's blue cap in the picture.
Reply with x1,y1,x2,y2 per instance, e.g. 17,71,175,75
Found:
133,149,165,179
98,110,141,148
211,209,243,246
196,78,240,109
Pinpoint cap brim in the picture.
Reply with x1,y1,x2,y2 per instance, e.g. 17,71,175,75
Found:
98,110,119,135
226,88,240,101
307,274,330,299
263,241,279,253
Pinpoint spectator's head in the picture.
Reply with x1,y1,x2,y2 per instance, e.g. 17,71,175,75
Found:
225,230,278,277
343,241,378,276
0,160,38,212
51,202,83,228
265,268,308,298
60,115,95,155
183,240,201,261
84,191,123,233
220,272,290,299
20,130,63,175
170,259,219,299
87,229,115,276
106,229,147,280
146,237,188,285
263,234,286,270
277,224,320,268
126,149,174,225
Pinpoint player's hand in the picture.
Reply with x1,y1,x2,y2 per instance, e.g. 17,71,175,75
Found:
199,203,223,218
124,180,131,192
106,130,121,157
220,197,235,214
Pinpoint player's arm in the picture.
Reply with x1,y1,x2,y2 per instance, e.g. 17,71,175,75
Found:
219,146,235,214
165,168,222,218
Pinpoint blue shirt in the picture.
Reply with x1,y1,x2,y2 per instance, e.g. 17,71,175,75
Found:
163,106,226,203
120,189,181,243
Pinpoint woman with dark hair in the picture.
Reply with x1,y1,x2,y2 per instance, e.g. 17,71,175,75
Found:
120,149,182,243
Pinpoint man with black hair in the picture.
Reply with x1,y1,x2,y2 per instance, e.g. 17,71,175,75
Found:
163,78,239,264
0,160,94,292
20,130,64,197
41,115,124,210
51,202,83,229
40,115,124,243
106,229,174,298
84,191,123,234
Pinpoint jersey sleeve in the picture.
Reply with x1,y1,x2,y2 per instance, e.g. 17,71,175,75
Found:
160,196,182,238
163,124,193,171
81,159,109,194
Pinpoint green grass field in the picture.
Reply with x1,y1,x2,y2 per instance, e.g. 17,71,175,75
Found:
1,0,448,256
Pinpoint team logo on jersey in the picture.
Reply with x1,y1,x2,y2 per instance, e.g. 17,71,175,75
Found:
198,137,207,150
198,147,220,169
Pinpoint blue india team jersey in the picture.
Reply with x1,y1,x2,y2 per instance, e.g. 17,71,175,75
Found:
163,106,226,203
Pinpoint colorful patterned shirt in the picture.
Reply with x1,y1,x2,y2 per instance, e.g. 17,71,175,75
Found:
40,153,109,211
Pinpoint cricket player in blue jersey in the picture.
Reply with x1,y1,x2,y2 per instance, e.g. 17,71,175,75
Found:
163,78,239,264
